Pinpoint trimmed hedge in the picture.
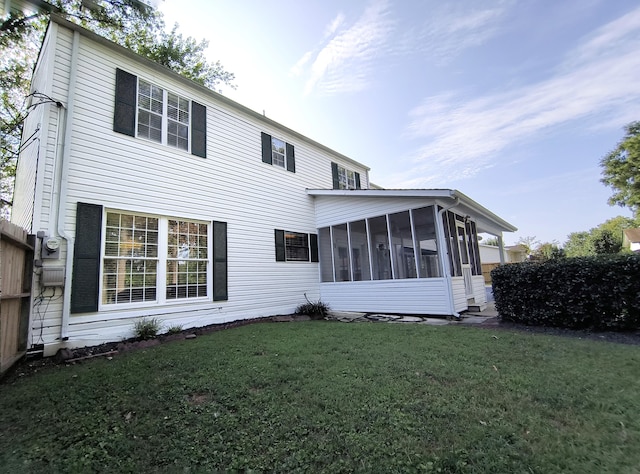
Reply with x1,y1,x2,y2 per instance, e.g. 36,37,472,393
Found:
491,255,640,330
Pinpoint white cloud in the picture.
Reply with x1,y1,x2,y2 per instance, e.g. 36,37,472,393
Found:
392,6,640,188
402,1,511,63
324,12,346,38
291,0,395,96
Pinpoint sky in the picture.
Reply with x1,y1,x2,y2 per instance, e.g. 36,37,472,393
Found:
157,0,639,246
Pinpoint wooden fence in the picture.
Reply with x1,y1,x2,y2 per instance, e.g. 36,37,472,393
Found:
481,263,501,285
0,219,34,375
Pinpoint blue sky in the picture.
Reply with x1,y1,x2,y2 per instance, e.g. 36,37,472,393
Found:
158,0,639,245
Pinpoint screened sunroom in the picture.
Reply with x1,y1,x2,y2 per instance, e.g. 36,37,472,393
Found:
308,189,517,316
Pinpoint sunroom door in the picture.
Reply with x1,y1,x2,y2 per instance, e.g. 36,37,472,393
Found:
456,222,473,299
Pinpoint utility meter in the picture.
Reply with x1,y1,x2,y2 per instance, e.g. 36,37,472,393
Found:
43,236,61,259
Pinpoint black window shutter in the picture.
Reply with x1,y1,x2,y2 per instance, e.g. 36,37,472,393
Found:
261,132,272,164
331,162,340,189
113,68,137,137
310,233,319,262
275,229,286,261
213,221,228,301
191,101,207,158
286,143,296,173
355,172,361,189
71,202,103,313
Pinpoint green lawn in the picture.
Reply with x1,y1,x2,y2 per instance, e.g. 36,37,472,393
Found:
1,322,639,473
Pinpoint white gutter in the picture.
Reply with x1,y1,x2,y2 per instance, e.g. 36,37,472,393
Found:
437,198,460,318
57,30,80,341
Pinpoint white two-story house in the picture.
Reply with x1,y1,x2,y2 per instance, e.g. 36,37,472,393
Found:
10,11,516,356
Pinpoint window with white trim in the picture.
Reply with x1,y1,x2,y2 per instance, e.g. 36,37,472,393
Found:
166,219,208,299
102,210,209,306
261,132,296,172
271,136,286,168
331,162,361,190
137,79,190,151
338,166,356,190
114,69,206,158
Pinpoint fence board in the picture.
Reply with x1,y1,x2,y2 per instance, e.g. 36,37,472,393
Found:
0,219,33,375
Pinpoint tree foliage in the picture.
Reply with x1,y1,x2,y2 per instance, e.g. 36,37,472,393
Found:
563,216,638,257
601,121,640,216
530,241,565,262
1,0,235,217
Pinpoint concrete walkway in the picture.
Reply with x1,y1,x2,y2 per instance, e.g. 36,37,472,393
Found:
326,302,498,326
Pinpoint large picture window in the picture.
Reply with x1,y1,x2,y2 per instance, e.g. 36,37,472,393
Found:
102,211,209,306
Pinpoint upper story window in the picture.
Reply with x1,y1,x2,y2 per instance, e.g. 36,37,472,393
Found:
261,132,296,173
137,79,190,151
331,162,361,190
114,68,207,158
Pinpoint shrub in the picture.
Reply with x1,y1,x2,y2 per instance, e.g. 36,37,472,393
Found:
295,299,330,320
491,254,640,330
134,317,162,340
165,325,184,335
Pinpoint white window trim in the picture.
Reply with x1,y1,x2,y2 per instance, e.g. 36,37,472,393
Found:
136,78,192,153
271,135,287,169
98,209,212,311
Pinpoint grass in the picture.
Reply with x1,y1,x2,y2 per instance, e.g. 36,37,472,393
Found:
1,322,639,473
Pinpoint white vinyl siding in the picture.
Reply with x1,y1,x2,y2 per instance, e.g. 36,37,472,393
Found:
29,20,371,351
320,279,451,315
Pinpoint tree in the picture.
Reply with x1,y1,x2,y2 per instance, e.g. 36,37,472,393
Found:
530,242,565,261
482,236,500,246
1,0,235,218
564,231,593,257
601,121,640,216
563,216,638,256
515,236,540,259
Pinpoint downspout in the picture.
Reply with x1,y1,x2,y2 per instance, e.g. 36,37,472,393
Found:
57,30,81,341
437,197,460,318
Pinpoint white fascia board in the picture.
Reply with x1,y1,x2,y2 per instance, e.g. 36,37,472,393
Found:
307,189,455,199
308,188,517,233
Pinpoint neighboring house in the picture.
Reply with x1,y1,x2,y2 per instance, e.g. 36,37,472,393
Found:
478,243,527,264
623,229,640,253
10,12,516,356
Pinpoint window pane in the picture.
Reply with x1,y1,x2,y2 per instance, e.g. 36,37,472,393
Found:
389,211,417,279
166,218,208,299
319,227,333,282
332,224,351,282
270,137,286,167
369,216,391,280
284,231,309,261
412,206,441,278
102,212,158,305
349,220,370,281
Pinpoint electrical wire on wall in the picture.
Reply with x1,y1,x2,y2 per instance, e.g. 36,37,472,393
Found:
31,284,62,346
